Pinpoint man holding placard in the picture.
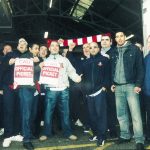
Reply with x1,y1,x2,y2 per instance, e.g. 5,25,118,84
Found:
3,39,41,150
39,41,81,141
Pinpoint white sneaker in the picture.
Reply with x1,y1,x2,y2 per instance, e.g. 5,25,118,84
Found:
2,138,12,147
75,119,83,127
0,128,4,136
11,135,23,142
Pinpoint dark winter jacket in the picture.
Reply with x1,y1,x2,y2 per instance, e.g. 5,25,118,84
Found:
110,42,144,87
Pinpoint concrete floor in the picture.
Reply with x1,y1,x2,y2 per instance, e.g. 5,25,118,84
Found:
0,127,149,150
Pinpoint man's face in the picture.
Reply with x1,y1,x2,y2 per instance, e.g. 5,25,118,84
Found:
83,43,90,57
115,32,126,46
30,44,39,57
17,42,28,53
89,42,100,56
3,45,12,55
39,46,48,58
101,36,112,48
49,41,59,54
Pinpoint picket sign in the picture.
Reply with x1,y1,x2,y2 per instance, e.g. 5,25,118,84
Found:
14,58,34,85
39,60,61,86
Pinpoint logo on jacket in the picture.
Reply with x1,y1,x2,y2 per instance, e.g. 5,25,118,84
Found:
98,62,103,66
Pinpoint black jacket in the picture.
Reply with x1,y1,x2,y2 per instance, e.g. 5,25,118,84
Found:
81,53,110,95
110,42,144,87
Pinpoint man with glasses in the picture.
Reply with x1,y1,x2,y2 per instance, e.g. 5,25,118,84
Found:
81,42,110,147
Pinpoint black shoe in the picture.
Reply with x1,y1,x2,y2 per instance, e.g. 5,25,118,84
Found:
116,137,131,144
136,143,144,150
89,135,97,141
97,139,105,147
146,137,150,142
110,131,118,139
23,142,34,150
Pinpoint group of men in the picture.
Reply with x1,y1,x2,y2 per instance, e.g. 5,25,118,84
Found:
0,31,149,150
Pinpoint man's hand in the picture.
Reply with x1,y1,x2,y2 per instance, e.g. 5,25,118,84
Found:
111,85,116,92
58,38,64,45
33,57,40,63
76,74,82,83
9,58,16,65
134,87,141,94
102,87,106,91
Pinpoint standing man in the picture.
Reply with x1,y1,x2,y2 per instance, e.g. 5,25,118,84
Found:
66,43,90,131
110,31,145,150
143,35,150,141
0,44,13,137
82,42,110,147
100,34,117,139
39,41,81,141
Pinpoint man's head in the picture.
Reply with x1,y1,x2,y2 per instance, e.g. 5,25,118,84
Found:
49,41,59,54
89,42,100,56
101,34,112,48
82,43,90,57
39,45,48,58
29,44,39,57
115,31,126,46
3,44,12,55
17,38,28,53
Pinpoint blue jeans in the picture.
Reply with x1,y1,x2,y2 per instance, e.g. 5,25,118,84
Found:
86,91,107,140
19,87,38,142
115,84,144,143
43,88,72,137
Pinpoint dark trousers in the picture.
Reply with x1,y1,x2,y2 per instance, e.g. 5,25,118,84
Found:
87,91,107,140
143,94,150,138
106,90,117,134
34,94,45,137
0,94,3,128
3,85,21,138
69,83,90,128
69,83,83,122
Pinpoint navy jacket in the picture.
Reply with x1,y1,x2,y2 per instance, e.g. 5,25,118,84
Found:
81,53,110,95
143,53,150,96
110,43,144,87
2,50,21,86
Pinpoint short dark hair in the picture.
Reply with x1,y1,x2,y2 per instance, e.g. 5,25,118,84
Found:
29,43,39,48
3,43,12,49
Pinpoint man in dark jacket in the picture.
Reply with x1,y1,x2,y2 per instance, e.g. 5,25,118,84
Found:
66,43,90,131
100,34,117,139
82,42,110,147
0,44,13,137
143,35,150,141
4,39,40,150
110,31,144,150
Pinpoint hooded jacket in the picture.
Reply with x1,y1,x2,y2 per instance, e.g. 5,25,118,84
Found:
110,42,144,87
